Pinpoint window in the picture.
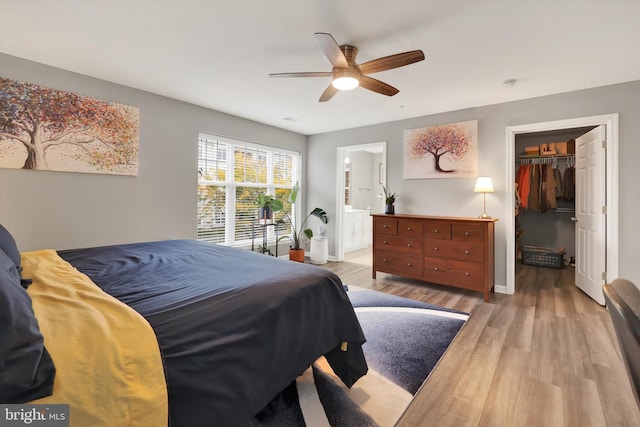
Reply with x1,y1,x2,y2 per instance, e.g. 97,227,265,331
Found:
197,134,300,246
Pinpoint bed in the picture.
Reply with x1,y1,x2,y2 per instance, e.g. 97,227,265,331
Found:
0,231,368,427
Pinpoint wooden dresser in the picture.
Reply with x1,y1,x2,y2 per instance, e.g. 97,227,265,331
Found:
372,213,498,302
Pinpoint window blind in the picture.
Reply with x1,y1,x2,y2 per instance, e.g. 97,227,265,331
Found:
197,134,299,246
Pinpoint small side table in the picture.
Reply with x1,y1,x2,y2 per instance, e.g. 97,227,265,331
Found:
251,222,279,257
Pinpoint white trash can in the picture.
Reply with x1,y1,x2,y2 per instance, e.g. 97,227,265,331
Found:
310,237,328,264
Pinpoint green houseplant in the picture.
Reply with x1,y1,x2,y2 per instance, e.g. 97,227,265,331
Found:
256,193,284,223
277,182,328,262
383,185,397,214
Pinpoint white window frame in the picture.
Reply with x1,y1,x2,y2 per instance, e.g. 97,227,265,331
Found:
198,133,300,247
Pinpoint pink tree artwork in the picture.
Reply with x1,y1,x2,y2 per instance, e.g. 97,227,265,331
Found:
0,77,139,175
403,120,477,179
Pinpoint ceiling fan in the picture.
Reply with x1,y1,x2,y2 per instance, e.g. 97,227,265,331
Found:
269,32,425,102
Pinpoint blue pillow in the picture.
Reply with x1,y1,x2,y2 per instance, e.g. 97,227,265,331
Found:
0,250,56,403
0,224,31,288
0,224,20,269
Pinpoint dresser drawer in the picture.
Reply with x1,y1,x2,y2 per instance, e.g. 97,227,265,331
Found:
398,220,423,237
372,214,495,302
424,239,484,263
376,250,423,279
452,223,484,244
375,218,397,235
424,222,452,240
424,257,485,291
375,235,422,255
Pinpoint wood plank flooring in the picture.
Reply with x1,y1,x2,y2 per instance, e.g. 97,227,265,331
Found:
321,247,640,426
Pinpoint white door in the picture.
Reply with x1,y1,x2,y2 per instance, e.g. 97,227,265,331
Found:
575,125,606,305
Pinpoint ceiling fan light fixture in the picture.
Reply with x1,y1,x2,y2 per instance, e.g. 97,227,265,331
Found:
269,32,425,101
332,70,360,90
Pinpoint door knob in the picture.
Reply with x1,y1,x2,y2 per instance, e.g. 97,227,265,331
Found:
571,217,578,223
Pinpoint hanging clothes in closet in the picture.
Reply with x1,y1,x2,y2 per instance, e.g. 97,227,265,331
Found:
542,163,558,211
529,163,540,211
515,157,573,213
562,164,575,200
554,167,563,199
516,164,531,209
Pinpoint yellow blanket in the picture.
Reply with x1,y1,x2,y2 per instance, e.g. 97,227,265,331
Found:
22,250,168,427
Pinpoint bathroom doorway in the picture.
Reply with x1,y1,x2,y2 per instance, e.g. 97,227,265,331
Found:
335,141,386,261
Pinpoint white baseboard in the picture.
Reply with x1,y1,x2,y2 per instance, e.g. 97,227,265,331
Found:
494,284,509,295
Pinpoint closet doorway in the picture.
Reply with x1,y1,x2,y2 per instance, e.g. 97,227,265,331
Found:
505,115,619,305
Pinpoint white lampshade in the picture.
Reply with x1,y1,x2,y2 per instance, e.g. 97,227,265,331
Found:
474,176,494,193
474,176,494,219
332,70,360,90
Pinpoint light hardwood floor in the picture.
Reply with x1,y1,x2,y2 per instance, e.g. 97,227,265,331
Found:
321,247,640,426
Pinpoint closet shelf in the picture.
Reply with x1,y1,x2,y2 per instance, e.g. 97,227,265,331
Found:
516,154,575,165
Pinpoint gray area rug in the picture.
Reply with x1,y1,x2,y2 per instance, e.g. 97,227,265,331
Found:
249,286,469,427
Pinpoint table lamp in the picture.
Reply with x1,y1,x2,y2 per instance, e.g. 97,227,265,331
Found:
474,177,494,219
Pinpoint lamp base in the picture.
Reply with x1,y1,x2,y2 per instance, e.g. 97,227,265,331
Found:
478,193,491,219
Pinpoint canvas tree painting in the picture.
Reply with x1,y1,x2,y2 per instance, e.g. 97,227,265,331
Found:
0,77,139,175
404,120,477,179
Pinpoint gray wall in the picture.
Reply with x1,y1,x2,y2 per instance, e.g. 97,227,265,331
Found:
3,53,639,289
0,54,307,251
308,80,640,288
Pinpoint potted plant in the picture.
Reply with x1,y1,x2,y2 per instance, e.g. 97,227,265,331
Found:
256,193,284,224
277,182,328,262
383,185,397,214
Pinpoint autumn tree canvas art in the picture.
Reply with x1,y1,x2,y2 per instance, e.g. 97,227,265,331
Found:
0,77,139,175
404,120,478,179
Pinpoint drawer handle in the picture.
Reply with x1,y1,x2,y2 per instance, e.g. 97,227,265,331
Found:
434,229,439,233
383,259,388,262
407,227,412,231
465,232,470,236
434,267,439,271
383,240,388,244
383,225,389,229
465,250,470,255
407,243,411,247
407,263,412,266
434,247,439,251
465,272,470,276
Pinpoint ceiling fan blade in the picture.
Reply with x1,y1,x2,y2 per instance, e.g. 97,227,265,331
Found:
269,72,333,78
314,32,348,68
319,84,339,102
358,50,425,75
359,76,399,96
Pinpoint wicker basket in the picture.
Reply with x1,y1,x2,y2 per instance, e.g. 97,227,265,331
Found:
521,245,565,268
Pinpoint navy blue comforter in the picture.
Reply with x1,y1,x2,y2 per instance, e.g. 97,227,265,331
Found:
59,240,367,427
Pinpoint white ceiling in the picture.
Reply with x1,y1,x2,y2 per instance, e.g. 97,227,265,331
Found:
1,0,639,136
